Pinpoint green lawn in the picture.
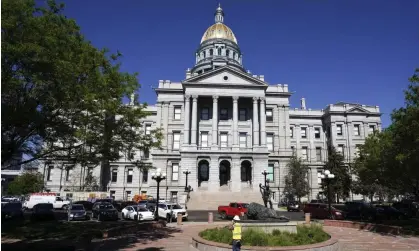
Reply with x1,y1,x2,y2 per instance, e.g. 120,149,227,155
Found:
199,225,329,246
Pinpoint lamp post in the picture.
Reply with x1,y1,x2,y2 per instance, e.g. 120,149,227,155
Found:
261,169,271,187
151,168,166,220
318,170,335,219
183,169,191,192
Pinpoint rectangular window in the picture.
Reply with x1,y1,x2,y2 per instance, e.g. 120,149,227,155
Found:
201,132,208,147
267,163,274,182
170,191,178,203
266,109,273,122
290,127,294,138
47,165,53,181
127,168,133,183
302,147,308,161
110,190,116,200
201,107,209,120
239,108,246,121
354,124,360,136
65,166,70,181
126,191,131,201
337,125,343,136
239,133,247,148
301,127,307,139
267,134,274,152
145,124,151,135
111,168,118,183
220,133,228,148
220,108,228,120
173,132,180,150
144,149,150,159
369,125,376,134
142,169,148,183
314,127,321,139
337,144,345,158
174,106,182,120
172,163,179,181
316,147,322,161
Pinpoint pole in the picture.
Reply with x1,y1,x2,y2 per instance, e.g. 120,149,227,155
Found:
185,172,189,190
155,180,160,220
327,179,332,219
264,173,267,187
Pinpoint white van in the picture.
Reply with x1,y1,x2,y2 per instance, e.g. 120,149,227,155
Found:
23,193,70,210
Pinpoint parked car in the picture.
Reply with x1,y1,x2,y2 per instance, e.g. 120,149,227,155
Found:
31,203,55,221
122,205,154,221
303,203,344,220
287,202,301,212
23,193,70,210
343,201,384,221
157,202,188,222
218,202,249,219
375,205,408,220
91,202,119,221
68,204,89,221
114,200,138,211
392,200,419,218
72,201,93,211
1,202,24,220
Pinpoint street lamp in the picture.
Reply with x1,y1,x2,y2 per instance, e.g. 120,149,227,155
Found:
318,170,335,219
183,169,192,192
261,169,271,187
151,168,166,220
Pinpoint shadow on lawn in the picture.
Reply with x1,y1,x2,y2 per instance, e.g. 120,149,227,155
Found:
1,220,182,251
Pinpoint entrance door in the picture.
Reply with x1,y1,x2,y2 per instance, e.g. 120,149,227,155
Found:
219,160,231,186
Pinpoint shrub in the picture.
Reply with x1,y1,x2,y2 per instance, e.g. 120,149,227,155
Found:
199,224,329,247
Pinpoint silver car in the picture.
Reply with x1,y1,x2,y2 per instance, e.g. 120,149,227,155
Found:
68,204,89,221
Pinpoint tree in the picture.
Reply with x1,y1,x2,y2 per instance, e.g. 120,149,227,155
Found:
323,146,351,203
1,0,162,190
7,171,43,195
385,68,419,199
283,156,310,202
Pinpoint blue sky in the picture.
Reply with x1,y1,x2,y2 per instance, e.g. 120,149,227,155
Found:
60,0,418,127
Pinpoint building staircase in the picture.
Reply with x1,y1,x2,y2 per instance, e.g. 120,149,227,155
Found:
186,189,265,210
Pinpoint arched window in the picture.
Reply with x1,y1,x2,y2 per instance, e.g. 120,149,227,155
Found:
226,50,230,57
233,52,236,60
203,51,206,58
198,160,209,182
210,49,213,56
240,161,252,182
218,48,222,55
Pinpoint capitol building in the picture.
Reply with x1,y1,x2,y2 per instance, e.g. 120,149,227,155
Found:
44,5,381,209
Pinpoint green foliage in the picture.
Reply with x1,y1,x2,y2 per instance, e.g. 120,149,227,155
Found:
7,171,43,195
283,156,310,201
199,225,329,246
1,0,162,188
351,68,419,200
324,147,351,202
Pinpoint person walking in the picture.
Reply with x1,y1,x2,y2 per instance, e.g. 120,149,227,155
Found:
228,215,242,251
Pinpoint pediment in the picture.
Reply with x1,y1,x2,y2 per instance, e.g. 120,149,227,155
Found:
183,66,267,87
346,107,370,113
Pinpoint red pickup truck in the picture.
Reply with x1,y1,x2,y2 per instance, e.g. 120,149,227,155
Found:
218,202,249,219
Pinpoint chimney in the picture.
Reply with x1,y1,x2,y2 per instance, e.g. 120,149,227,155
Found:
247,70,251,74
158,80,164,88
301,98,306,110
259,75,265,81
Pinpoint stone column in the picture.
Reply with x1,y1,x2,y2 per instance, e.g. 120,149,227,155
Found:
212,96,219,149
190,95,198,146
309,125,315,162
346,122,353,162
259,97,266,146
253,97,259,146
183,95,191,145
363,122,369,138
331,122,337,146
162,102,169,149
233,96,239,148
295,125,301,157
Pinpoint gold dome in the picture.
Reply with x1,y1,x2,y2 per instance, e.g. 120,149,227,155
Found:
200,23,238,44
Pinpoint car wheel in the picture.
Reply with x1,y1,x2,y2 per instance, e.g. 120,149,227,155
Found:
62,205,68,210
134,215,138,221
166,214,171,222
184,217,188,221
220,211,227,220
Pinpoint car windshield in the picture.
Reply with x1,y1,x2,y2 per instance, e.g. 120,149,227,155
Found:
241,204,249,208
167,204,182,209
99,204,114,209
138,207,149,212
139,201,147,204
71,205,84,210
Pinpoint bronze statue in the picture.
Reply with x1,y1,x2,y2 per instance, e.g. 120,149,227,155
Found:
259,183,273,209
